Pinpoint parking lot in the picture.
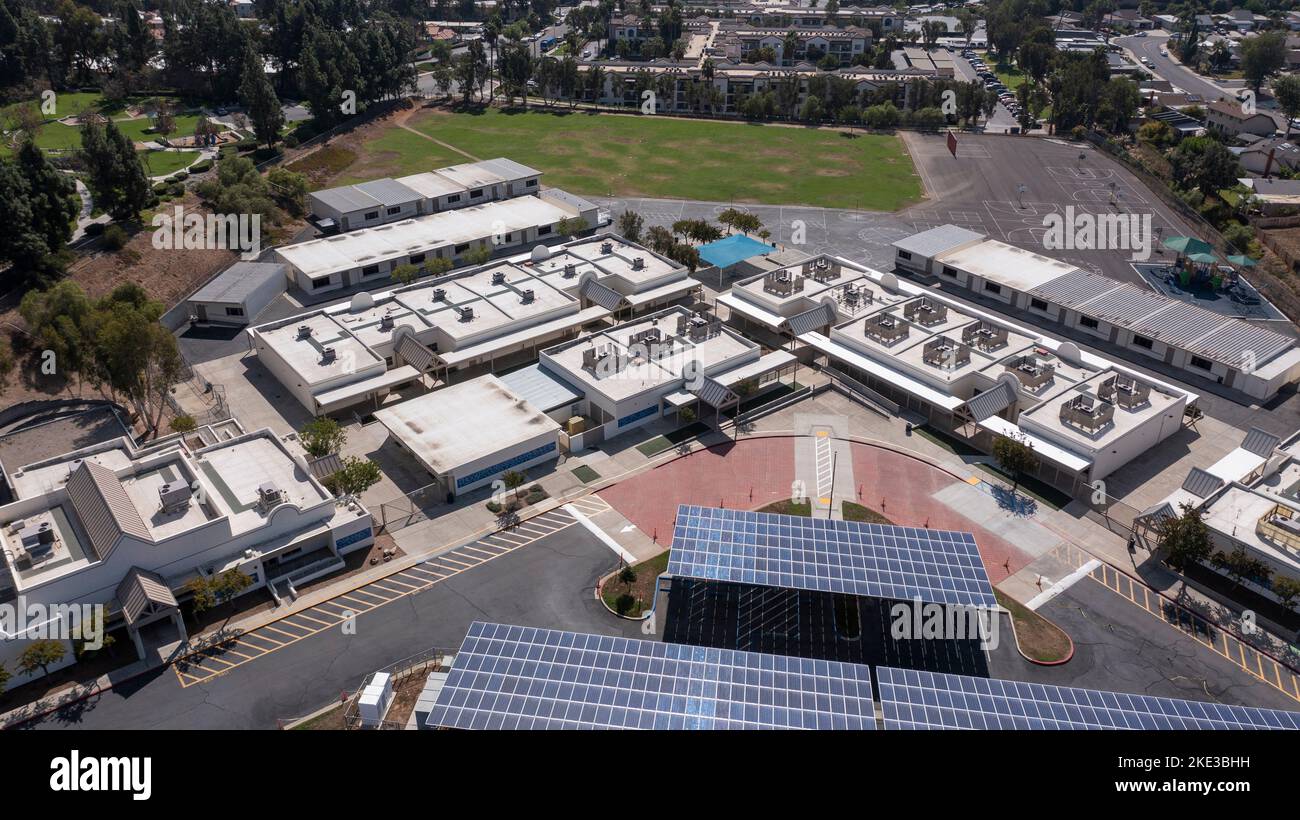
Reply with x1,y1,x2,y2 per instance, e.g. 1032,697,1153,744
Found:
902,132,1202,285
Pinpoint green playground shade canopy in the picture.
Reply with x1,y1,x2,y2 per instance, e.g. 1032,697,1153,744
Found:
1226,254,1257,267
1163,236,1214,255
1187,251,1220,264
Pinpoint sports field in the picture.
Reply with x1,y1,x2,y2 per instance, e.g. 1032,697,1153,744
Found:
337,108,922,211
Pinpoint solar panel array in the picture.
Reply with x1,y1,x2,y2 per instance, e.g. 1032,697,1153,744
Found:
426,622,877,730
877,667,1300,730
669,505,997,608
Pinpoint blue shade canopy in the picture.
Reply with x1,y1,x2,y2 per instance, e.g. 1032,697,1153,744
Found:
698,234,777,268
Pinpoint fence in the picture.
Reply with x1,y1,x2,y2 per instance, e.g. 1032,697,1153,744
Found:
254,97,409,173
373,479,446,534
341,644,455,730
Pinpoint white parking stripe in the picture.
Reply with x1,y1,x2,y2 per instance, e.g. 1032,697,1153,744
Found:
1026,559,1101,610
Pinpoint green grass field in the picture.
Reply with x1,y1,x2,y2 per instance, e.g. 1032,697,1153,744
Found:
348,108,923,210
140,150,201,177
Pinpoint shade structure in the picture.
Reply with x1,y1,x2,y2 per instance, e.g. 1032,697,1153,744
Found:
1162,236,1213,255
1187,251,1220,264
1226,254,1257,267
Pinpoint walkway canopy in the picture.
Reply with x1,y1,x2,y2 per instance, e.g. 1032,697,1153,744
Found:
698,234,777,269
1162,236,1213,256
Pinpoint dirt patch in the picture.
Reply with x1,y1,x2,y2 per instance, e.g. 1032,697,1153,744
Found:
995,588,1073,663
600,550,669,617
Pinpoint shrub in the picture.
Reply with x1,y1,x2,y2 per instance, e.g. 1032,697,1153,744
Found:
102,224,129,250
168,183,184,196
189,159,213,173
284,134,299,148
83,222,105,236
170,171,188,182
152,182,169,194
615,593,636,615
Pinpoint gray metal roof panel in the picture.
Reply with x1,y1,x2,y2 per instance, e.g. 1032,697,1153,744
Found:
1026,269,1122,307
1181,467,1224,499
692,376,739,409
66,461,151,560
1130,301,1227,347
395,332,437,372
116,567,178,625
892,224,986,258
786,303,836,336
353,178,423,206
1241,427,1282,457
961,379,1017,421
309,185,382,213
580,277,624,311
1074,283,1169,325
497,363,584,413
476,157,542,181
189,262,286,304
1183,319,1293,369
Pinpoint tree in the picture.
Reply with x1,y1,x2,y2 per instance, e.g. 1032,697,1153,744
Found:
391,263,420,286
0,662,9,695
17,640,66,679
80,118,152,221
1170,136,1243,197
299,417,346,457
19,280,93,394
186,569,254,616
0,138,78,281
617,209,644,243
267,167,308,216
326,456,382,496
1273,576,1300,612
1274,74,1300,140
556,216,589,237
92,285,187,437
1211,545,1270,593
170,414,198,434
239,45,285,150
1157,504,1212,595
462,245,494,265
1240,30,1286,93
992,433,1038,493
618,565,637,589
501,468,528,499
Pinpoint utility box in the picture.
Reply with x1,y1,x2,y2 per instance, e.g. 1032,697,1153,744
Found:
566,416,586,435
357,671,395,726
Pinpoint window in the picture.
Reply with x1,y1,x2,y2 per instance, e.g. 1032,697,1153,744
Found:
526,179,538,187
1190,355,1214,371
386,206,401,215
225,306,244,316
983,281,1002,295
311,276,331,290
470,188,484,198
503,232,513,242
1029,297,1049,311
364,211,379,220
447,194,461,203
897,250,913,260
454,243,470,253
538,225,553,236
362,264,379,276
942,266,958,277
409,252,426,264
1133,334,1154,350
1080,316,1100,330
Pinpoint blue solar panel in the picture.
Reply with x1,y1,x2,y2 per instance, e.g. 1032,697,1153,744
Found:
426,622,877,730
876,667,1300,730
669,505,997,608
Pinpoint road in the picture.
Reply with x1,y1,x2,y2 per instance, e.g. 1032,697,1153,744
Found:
1115,33,1255,110
949,50,1023,134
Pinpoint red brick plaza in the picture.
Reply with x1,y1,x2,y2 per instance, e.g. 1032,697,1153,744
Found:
600,436,1032,584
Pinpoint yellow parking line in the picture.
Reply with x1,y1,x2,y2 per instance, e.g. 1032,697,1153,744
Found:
197,654,237,669
293,611,336,627
377,575,423,591
340,590,386,606
216,645,260,662
241,632,284,649
434,555,477,570
368,581,413,596
405,566,445,579
262,624,305,641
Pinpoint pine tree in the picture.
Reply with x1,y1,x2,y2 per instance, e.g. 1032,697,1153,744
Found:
80,119,152,222
239,45,284,149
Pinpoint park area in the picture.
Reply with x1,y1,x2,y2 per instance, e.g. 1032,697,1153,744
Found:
295,105,924,211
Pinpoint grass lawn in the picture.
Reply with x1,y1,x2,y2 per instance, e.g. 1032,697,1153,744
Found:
602,550,670,617
757,499,812,516
396,108,921,210
334,125,463,185
841,500,892,524
913,424,983,458
973,463,1070,511
571,464,601,483
140,150,200,177
635,421,708,457
994,589,1072,663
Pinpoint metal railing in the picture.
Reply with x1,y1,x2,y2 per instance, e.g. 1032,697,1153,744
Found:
341,644,455,730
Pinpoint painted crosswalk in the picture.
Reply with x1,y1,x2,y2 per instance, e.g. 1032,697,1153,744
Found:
171,502,608,687
814,431,834,507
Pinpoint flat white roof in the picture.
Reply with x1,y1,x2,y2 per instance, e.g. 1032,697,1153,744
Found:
276,197,572,278
935,239,1080,291
254,312,386,390
374,375,559,476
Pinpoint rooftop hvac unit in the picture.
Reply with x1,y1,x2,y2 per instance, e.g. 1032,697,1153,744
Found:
158,481,193,514
321,347,337,364
433,287,446,301
258,483,285,509
632,257,645,270
562,263,577,277
7,519,25,535
459,306,475,321
600,241,613,254
521,289,535,304
379,313,394,330
297,325,313,339
491,271,506,285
